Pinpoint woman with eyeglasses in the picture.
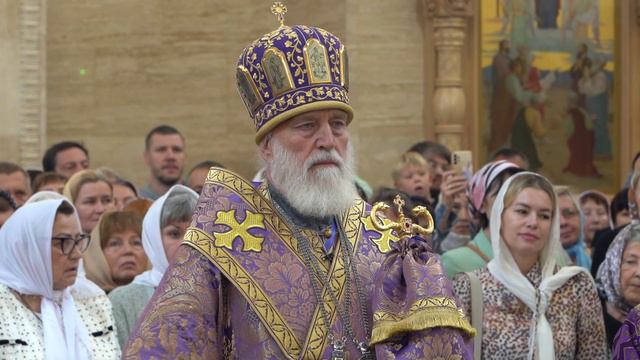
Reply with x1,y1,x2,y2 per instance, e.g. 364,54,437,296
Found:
0,199,120,358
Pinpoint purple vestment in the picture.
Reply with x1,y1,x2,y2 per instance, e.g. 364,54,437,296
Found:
123,169,474,359
613,305,640,360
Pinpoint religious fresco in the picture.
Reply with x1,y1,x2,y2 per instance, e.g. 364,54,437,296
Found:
480,0,617,192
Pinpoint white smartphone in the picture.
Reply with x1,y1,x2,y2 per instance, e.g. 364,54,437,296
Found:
451,150,473,180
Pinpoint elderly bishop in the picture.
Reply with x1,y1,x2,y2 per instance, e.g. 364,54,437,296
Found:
124,3,474,359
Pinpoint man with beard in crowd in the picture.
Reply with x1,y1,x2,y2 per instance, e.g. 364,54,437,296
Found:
139,125,186,200
124,4,473,359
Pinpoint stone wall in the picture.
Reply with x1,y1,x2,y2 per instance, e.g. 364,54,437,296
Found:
0,0,23,163
45,0,425,193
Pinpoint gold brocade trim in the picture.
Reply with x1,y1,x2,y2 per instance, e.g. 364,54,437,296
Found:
197,168,366,358
300,199,366,359
206,168,329,271
370,297,476,345
184,228,300,359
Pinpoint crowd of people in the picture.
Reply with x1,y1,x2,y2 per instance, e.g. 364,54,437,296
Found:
2,5,640,360
2,125,639,358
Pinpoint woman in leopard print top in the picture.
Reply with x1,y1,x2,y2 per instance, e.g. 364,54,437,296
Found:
453,172,608,359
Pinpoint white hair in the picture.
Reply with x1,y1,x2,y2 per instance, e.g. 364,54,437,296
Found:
266,137,358,218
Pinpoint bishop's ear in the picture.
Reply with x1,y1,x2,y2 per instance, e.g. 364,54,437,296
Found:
259,133,273,163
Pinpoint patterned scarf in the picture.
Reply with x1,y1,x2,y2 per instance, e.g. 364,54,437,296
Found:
596,223,640,313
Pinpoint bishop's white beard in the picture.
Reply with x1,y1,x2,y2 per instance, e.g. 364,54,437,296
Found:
267,139,358,219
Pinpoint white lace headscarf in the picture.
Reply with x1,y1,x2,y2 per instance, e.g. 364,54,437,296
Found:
0,199,103,359
486,172,590,360
132,185,198,288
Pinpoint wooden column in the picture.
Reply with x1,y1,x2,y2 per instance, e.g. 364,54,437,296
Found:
620,0,640,185
423,0,472,152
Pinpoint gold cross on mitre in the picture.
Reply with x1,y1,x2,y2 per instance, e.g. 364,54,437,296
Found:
369,195,435,239
271,2,287,27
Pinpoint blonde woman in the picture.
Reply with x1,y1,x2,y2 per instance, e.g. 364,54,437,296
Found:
453,172,607,359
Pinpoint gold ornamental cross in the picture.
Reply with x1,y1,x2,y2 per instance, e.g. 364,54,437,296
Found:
213,209,266,252
271,2,287,27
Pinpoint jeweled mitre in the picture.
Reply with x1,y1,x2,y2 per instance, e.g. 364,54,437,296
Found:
236,24,353,143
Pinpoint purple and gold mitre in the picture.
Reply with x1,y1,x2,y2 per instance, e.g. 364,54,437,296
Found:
236,25,353,143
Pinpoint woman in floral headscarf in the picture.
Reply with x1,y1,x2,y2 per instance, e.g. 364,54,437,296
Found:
441,160,522,278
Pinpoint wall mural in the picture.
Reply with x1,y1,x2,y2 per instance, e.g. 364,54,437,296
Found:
481,0,617,192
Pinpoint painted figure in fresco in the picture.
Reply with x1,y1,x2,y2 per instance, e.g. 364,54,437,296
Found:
579,58,612,159
489,40,514,152
511,96,547,171
535,0,560,29
507,0,536,51
570,43,591,107
123,5,474,360
563,0,600,44
563,93,601,178
490,59,535,152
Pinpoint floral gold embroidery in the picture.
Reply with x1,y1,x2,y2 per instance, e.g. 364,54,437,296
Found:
184,228,302,357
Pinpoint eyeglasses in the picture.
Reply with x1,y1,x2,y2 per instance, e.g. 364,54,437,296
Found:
51,234,91,255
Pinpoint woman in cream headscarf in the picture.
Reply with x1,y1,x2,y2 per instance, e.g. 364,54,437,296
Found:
83,210,148,293
0,199,120,358
453,172,607,359
109,185,198,348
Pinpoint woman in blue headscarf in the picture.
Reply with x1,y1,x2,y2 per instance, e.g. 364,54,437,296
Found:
555,186,592,269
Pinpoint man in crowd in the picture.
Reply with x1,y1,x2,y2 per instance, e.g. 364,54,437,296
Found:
139,125,186,200
0,190,16,229
41,141,90,178
438,192,476,252
185,160,224,194
124,7,473,359
0,162,32,207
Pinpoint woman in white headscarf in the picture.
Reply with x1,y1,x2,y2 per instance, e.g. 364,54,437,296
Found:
453,172,607,359
109,185,198,348
0,199,120,359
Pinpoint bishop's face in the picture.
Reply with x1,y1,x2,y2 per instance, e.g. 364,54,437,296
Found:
260,108,357,219
261,109,350,172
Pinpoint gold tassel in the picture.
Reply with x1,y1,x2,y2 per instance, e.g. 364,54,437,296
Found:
369,307,476,345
